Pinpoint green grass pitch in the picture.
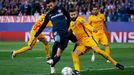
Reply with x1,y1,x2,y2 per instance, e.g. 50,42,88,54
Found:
0,42,134,75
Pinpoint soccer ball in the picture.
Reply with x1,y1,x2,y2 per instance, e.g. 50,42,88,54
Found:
61,67,73,75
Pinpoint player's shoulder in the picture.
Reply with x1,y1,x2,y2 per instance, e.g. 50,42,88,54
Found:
76,16,87,24
88,15,94,19
77,16,85,21
40,14,46,18
99,13,105,16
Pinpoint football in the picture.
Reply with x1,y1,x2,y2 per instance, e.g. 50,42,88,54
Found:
61,67,73,75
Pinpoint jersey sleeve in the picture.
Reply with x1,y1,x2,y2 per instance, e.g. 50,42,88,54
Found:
62,7,71,27
68,22,72,32
34,14,49,37
88,16,92,25
46,21,52,27
79,17,94,32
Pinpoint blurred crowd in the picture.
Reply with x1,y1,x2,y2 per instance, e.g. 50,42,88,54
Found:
0,0,134,22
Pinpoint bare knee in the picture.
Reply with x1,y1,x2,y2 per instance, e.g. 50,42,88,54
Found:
27,46,33,50
72,50,82,56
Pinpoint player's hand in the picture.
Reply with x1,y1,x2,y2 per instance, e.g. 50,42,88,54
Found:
93,28,98,33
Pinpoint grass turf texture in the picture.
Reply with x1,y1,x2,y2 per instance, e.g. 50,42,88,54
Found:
0,42,134,75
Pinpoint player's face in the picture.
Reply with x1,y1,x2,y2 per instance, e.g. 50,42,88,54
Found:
70,11,78,21
92,8,99,15
47,2,55,11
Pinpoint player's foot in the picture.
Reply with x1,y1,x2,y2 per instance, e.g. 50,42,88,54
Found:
46,59,54,65
116,63,124,70
50,66,56,74
106,60,110,63
72,70,80,75
91,54,95,62
11,51,16,59
46,56,51,60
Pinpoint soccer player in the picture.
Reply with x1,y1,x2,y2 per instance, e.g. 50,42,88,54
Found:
69,8,124,75
11,14,52,60
33,0,71,74
88,7,110,62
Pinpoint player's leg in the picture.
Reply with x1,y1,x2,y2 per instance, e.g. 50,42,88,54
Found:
47,33,60,65
100,33,110,55
51,35,69,67
38,34,50,59
91,35,99,62
47,33,68,74
92,46,124,70
100,33,110,62
48,41,59,74
12,35,37,59
91,51,96,62
72,45,87,75
88,37,124,70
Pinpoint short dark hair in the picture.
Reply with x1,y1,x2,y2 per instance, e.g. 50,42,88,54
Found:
46,0,56,4
69,8,77,12
91,6,99,11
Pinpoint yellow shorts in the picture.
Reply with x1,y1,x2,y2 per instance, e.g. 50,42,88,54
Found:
28,31,46,46
93,31,108,45
76,36,98,53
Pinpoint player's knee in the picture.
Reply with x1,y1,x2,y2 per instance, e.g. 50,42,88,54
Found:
44,41,48,45
39,38,48,45
95,49,108,57
103,44,109,47
27,46,33,50
73,50,82,56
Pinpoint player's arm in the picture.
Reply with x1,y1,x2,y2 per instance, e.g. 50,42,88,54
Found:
68,29,77,43
104,21,109,32
62,7,71,27
88,16,92,26
103,14,109,32
68,24,77,43
34,14,49,37
46,21,53,27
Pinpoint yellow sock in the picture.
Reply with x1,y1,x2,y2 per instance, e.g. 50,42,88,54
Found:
105,45,110,55
72,53,80,71
15,46,31,55
44,44,50,58
95,48,117,65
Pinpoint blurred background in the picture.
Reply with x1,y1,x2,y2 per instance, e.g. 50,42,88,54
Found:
0,1,134,75
0,0,134,22
0,0,134,42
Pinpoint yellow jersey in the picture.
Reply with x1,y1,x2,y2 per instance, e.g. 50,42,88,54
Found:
69,16,94,41
31,14,52,32
88,13,105,32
